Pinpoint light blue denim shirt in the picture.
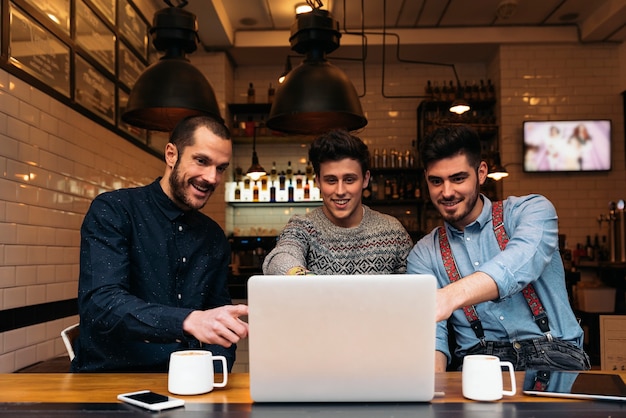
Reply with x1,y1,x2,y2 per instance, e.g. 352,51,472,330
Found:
407,194,584,365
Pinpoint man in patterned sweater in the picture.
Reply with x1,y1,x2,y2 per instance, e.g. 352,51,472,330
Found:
263,129,412,275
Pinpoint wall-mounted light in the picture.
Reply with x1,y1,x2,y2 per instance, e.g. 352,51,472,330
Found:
122,1,222,132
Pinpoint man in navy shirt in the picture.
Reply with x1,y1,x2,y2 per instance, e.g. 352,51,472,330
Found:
72,115,248,372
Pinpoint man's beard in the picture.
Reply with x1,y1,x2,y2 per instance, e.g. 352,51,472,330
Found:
169,159,214,211
440,178,481,228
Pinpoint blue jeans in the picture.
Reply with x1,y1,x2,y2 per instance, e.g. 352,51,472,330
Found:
464,337,591,371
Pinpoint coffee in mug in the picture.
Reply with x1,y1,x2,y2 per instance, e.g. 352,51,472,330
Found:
168,350,228,395
462,354,516,401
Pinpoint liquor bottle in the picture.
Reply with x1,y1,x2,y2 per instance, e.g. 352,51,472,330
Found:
252,182,259,201
286,161,293,183
389,149,397,168
425,80,433,99
372,148,380,168
463,80,471,101
234,166,243,182
471,80,479,100
585,235,594,261
479,79,487,100
377,175,385,200
287,183,294,202
270,162,278,182
305,160,314,181
370,178,379,200
432,81,440,101
279,171,286,190
267,83,275,104
269,184,276,202
295,170,303,189
384,179,392,199
414,182,421,199
448,80,456,101
441,82,448,102
303,181,310,200
487,79,495,100
247,82,255,103
404,178,414,199
391,177,399,200
234,183,241,200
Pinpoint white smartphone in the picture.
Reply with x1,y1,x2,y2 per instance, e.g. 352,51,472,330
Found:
117,390,185,411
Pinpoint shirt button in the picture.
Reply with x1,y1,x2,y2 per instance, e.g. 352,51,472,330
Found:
499,316,504,320
182,257,187,263
474,261,479,266
466,237,471,241
514,342,521,349
178,293,182,300
178,225,183,232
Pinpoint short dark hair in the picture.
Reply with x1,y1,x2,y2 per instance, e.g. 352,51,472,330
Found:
419,125,482,170
308,129,370,176
169,115,231,152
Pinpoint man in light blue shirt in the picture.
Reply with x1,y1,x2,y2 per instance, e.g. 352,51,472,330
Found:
408,125,589,372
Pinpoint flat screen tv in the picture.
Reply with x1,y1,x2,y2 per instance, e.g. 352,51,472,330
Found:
523,120,611,173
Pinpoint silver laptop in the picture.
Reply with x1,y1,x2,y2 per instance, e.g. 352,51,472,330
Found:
247,274,437,402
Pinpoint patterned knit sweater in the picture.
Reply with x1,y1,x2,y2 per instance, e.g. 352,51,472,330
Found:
262,205,413,275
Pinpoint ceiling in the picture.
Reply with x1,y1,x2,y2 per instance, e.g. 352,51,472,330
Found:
144,0,626,66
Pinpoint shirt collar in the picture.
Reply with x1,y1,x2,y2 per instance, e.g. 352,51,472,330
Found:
149,177,187,221
445,194,492,234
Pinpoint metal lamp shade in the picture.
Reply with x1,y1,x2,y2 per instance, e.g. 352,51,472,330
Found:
122,57,223,132
266,59,367,135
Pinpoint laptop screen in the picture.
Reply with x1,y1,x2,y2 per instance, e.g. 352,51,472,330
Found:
247,274,437,402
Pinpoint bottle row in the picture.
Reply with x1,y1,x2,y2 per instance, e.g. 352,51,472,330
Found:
364,174,422,201
371,146,417,169
225,179,321,203
246,82,275,104
422,108,497,128
425,79,496,102
233,161,314,184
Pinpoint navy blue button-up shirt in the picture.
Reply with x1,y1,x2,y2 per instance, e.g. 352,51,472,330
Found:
71,178,235,372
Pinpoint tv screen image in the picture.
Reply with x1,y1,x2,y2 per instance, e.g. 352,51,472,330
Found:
523,120,611,172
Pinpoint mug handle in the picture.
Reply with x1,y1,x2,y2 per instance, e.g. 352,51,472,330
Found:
213,356,228,388
500,361,516,396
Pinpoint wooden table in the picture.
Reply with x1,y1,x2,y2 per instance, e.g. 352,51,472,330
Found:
0,372,624,417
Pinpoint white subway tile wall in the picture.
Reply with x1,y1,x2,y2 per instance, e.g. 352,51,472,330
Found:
1,42,625,372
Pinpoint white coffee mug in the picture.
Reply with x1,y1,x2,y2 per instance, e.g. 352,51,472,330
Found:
462,354,516,401
168,350,228,395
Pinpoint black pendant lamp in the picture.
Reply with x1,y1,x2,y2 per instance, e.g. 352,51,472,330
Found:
122,3,222,132
266,5,367,135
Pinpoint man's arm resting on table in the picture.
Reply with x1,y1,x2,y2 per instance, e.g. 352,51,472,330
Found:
183,305,249,347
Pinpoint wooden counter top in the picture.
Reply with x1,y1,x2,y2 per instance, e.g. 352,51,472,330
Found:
2,371,625,405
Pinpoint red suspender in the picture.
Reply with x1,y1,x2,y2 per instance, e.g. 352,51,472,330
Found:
438,200,552,345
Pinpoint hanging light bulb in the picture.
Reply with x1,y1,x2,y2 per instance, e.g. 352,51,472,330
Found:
278,56,292,84
122,2,222,132
449,81,470,114
267,4,367,135
487,153,509,181
246,127,266,181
